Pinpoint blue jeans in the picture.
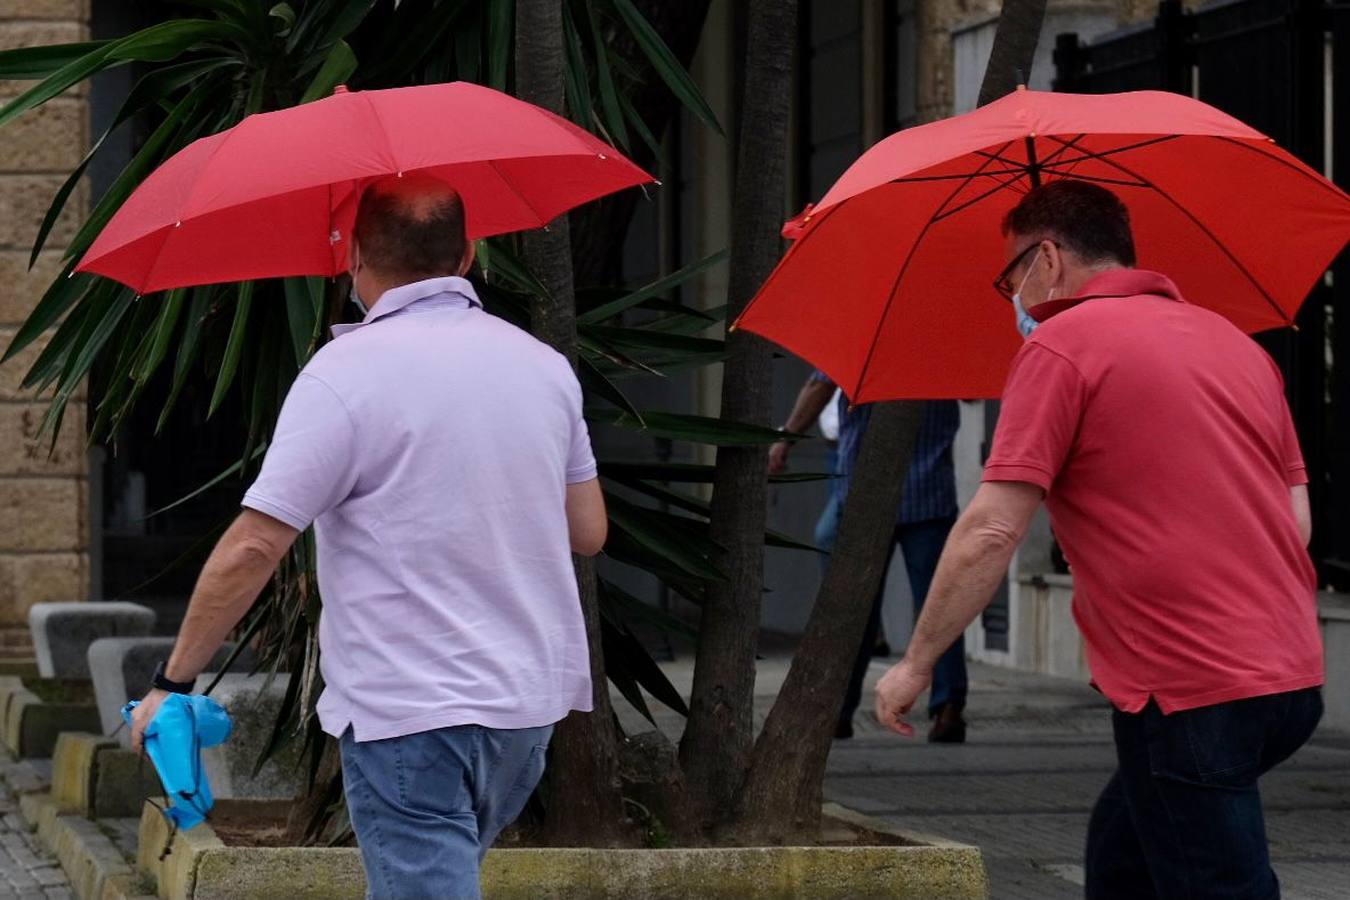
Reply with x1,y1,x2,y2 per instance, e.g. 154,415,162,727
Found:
1086,688,1323,899
840,515,965,726
340,723,553,900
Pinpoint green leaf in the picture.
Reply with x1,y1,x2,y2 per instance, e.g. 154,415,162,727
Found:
0,41,108,80
157,287,214,433
0,45,116,133
561,3,593,127
300,39,357,103
293,0,373,54
610,0,723,135
600,577,698,641
599,615,656,725
30,59,235,266
599,461,831,484
585,325,725,371
586,0,629,150
268,2,297,31
283,276,324,365
135,288,188,382
590,410,805,446
609,476,823,553
66,77,217,263
209,282,254,417
603,615,690,717
579,356,641,421
1,265,85,363
579,249,728,324
108,19,253,63
48,288,135,410
487,0,514,91
617,80,662,160
606,495,725,581
478,239,549,296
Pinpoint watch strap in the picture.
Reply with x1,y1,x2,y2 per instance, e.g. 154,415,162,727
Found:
151,661,195,695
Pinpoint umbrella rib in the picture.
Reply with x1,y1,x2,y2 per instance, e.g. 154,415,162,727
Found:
851,148,1011,399
1048,135,1290,325
1210,135,1350,200
487,158,550,229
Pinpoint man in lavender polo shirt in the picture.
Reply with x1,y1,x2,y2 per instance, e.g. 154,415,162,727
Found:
129,174,608,899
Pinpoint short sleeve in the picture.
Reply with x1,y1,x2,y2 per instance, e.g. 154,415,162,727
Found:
242,374,359,530
563,368,598,484
1278,400,1308,486
983,343,1087,492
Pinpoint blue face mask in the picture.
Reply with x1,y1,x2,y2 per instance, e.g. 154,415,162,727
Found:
1012,293,1038,338
350,280,368,316
1010,248,1052,340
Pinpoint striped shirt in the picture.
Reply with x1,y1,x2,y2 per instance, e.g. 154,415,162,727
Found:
832,391,960,524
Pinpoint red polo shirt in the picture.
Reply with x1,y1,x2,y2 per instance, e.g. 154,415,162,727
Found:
985,269,1323,713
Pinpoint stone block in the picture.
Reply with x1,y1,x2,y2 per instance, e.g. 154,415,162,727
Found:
0,477,83,551
92,745,164,818
3,679,99,757
87,637,255,741
0,20,87,98
0,552,87,623
1319,592,1350,733
0,252,74,327
200,672,302,800
50,729,113,813
0,99,83,170
30,600,154,677
0,175,87,250
138,799,222,900
0,0,89,20
0,402,85,475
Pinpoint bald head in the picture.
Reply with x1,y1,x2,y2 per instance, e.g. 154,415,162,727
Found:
352,174,469,284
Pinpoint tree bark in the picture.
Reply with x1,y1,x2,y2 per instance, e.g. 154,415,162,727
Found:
727,0,1049,843
515,0,629,846
678,0,797,830
977,0,1049,107
728,402,922,841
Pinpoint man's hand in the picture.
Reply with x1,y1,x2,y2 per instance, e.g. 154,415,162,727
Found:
130,688,171,753
768,439,792,475
874,658,933,737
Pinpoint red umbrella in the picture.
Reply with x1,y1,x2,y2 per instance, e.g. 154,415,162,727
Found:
77,82,652,293
735,88,1350,402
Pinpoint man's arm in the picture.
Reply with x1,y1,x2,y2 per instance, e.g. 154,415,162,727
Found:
131,510,298,749
874,481,1043,736
1291,484,1312,547
566,478,608,556
768,374,836,474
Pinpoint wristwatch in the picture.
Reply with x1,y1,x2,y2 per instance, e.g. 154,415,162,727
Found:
151,661,195,695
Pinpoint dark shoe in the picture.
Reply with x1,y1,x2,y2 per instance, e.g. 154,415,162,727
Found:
871,640,892,657
834,719,854,740
928,703,967,743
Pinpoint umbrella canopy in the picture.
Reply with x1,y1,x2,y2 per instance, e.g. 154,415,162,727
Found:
735,88,1350,402
78,81,652,293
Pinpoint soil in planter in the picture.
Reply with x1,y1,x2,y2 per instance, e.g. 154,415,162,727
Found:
206,800,296,848
206,800,912,850
22,678,95,704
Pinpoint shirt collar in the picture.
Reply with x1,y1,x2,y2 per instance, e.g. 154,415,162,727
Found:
332,276,482,338
1029,268,1183,324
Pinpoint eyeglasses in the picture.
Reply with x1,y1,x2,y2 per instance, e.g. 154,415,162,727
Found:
993,241,1052,301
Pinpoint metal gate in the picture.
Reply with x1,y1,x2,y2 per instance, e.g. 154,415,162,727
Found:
1056,0,1350,589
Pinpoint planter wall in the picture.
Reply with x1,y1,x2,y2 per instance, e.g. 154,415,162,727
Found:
0,677,100,758
137,803,989,900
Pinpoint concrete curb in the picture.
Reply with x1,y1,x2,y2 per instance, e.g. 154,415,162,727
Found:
137,801,989,900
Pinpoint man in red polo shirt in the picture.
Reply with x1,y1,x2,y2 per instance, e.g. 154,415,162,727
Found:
874,179,1324,899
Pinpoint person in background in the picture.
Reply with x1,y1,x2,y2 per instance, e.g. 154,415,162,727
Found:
875,179,1324,898
771,375,967,742
130,174,607,900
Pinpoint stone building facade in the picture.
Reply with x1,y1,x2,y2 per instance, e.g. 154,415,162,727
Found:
0,1,90,657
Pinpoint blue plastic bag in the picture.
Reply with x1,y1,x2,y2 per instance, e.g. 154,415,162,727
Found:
122,694,232,831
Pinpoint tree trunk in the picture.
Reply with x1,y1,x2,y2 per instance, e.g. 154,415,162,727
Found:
978,0,1049,107
515,0,629,846
678,0,797,830
726,0,1049,843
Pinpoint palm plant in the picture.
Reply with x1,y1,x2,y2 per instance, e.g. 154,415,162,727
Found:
0,0,816,841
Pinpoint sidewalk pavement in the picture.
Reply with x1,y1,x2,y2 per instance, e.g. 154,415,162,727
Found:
621,654,1350,900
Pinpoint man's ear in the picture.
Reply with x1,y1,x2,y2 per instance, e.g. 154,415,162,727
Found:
458,239,477,277
348,237,360,272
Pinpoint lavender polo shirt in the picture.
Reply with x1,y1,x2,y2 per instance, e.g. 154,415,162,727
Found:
242,276,596,741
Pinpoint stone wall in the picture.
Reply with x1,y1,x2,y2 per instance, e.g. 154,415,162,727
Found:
0,1,90,655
